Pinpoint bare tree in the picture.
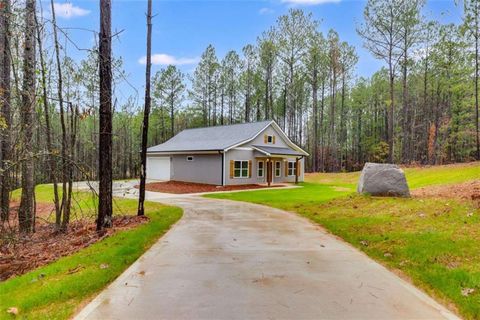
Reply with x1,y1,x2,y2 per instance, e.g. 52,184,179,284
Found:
97,0,113,230
138,0,152,217
0,0,11,222
35,10,61,227
50,0,74,231
19,0,36,233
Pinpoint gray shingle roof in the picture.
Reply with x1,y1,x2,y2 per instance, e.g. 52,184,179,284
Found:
252,145,307,156
147,121,273,153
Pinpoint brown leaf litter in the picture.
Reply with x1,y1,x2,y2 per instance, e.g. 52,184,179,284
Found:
412,180,480,208
1,206,149,281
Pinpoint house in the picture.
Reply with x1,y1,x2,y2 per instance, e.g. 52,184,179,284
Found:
146,120,308,186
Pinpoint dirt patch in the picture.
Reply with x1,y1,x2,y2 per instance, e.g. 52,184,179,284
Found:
332,186,351,192
140,181,285,194
0,205,149,281
412,180,480,207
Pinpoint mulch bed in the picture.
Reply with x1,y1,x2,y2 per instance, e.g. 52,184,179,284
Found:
412,180,480,207
0,205,149,281
140,180,284,194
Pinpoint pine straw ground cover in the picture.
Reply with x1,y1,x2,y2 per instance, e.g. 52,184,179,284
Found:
1,212,148,281
0,185,182,320
142,180,284,194
208,162,480,319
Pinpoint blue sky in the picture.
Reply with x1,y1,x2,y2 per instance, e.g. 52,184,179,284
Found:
49,0,463,105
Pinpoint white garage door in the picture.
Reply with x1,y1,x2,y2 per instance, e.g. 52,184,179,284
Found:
146,156,171,181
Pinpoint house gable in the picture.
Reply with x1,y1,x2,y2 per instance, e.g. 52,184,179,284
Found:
243,124,289,148
232,122,307,156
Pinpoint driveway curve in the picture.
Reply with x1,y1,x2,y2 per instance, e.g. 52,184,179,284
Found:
75,192,458,320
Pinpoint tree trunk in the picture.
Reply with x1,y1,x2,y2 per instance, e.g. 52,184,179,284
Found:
35,13,61,226
388,61,395,163
475,31,479,160
19,0,36,233
312,65,318,172
0,0,11,222
319,79,325,172
51,0,71,231
170,95,174,137
401,32,409,164
138,0,152,217
97,0,113,230
339,69,346,170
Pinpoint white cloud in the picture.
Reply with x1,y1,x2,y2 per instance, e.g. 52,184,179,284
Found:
138,54,199,66
281,0,340,5
53,2,90,19
259,7,274,15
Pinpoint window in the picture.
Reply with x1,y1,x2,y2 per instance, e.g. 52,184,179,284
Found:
257,161,264,178
234,160,249,178
264,134,275,144
186,156,194,162
275,161,281,177
288,161,297,176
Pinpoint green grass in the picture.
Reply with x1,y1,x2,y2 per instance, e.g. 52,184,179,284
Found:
1,186,182,320
304,161,480,189
10,184,145,221
207,162,480,319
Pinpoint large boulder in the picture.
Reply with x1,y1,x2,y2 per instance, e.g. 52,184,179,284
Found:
357,162,410,197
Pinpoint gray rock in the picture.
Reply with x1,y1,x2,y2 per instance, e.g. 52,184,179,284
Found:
357,162,410,197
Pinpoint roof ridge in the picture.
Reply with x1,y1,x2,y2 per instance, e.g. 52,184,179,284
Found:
181,120,272,132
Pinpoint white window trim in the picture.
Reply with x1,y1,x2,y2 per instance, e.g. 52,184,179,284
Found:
275,161,281,177
186,156,194,162
233,160,249,179
257,160,264,178
288,161,297,176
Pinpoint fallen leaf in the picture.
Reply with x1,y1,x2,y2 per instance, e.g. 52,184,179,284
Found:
461,288,475,297
360,240,369,247
67,265,84,275
7,307,18,315
100,263,109,269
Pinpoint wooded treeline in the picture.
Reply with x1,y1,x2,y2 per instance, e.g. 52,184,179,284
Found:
0,0,479,231
164,0,480,172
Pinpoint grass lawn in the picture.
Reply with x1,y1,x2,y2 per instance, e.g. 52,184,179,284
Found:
207,162,480,319
0,186,182,320
305,161,480,189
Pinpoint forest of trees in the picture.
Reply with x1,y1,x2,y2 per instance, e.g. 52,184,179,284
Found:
0,0,479,231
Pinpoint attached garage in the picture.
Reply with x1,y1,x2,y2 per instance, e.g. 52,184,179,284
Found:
146,156,171,181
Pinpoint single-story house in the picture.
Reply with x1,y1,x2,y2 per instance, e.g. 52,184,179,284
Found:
146,120,309,186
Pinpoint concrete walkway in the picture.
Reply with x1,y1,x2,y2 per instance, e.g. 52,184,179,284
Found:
75,191,459,320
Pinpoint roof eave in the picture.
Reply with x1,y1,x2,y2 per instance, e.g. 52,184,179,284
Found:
147,149,223,155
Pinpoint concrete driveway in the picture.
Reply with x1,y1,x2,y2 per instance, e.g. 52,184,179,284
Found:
75,191,458,320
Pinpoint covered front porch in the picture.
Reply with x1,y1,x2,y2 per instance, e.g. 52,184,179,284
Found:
253,145,305,186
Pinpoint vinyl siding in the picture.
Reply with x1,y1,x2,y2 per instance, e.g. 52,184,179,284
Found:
171,154,222,185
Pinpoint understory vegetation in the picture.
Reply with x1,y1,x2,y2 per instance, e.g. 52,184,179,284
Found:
207,162,480,319
0,186,182,320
